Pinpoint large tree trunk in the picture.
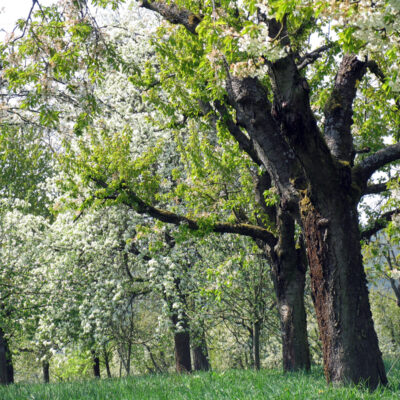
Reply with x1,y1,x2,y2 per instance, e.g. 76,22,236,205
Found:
271,243,310,372
192,330,210,371
0,328,14,385
301,196,387,387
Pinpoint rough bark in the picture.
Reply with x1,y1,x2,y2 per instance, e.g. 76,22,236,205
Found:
0,328,14,385
266,212,310,372
301,195,387,387
269,49,387,387
255,174,310,372
42,360,50,383
324,54,367,163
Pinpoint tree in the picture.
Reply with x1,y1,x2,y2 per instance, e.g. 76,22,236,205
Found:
130,0,400,387
3,0,400,387
0,200,50,384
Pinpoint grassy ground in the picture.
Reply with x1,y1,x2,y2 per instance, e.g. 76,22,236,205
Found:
1,362,400,400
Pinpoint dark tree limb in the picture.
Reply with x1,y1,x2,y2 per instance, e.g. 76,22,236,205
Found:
353,142,400,186
139,0,201,34
89,176,277,244
214,101,263,167
226,76,301,209
324,54,368,163
360,208,400,241
362,182,389,196
297,44,333,70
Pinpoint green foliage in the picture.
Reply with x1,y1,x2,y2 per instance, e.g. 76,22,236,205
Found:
51,350,94,382
0,125,53,216
371,290,400,358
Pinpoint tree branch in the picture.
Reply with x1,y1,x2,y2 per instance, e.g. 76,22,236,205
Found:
353,142,400,186
214,101,263,166
90,177,277,244
139,0,201,34
324,54,368,163
297,44,333,70
362,182,389,196
225,76,301,210
360,208,400,241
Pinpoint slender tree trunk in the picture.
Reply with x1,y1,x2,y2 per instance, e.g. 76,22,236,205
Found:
126,342,131,375
252,320,261,370
103,346,112,378
91,350,100,378
42,360,50,383
192,330,210,371
301,196,387,387
103,347,112,378
0,328,14,385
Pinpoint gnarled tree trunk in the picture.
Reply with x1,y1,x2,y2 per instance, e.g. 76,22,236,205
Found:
302,196,386,386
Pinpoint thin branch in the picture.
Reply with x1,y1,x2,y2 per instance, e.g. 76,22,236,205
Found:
360,208,400,241
297,44,333,70
354,142,400,186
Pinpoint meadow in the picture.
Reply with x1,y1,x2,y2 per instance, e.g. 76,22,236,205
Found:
1,363,400,400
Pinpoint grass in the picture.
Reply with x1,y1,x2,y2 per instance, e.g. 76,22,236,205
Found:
1,363,400,400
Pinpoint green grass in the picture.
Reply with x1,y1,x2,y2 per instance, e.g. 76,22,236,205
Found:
1,363,400,400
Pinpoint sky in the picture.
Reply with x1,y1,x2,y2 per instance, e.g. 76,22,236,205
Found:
0,0,54,39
